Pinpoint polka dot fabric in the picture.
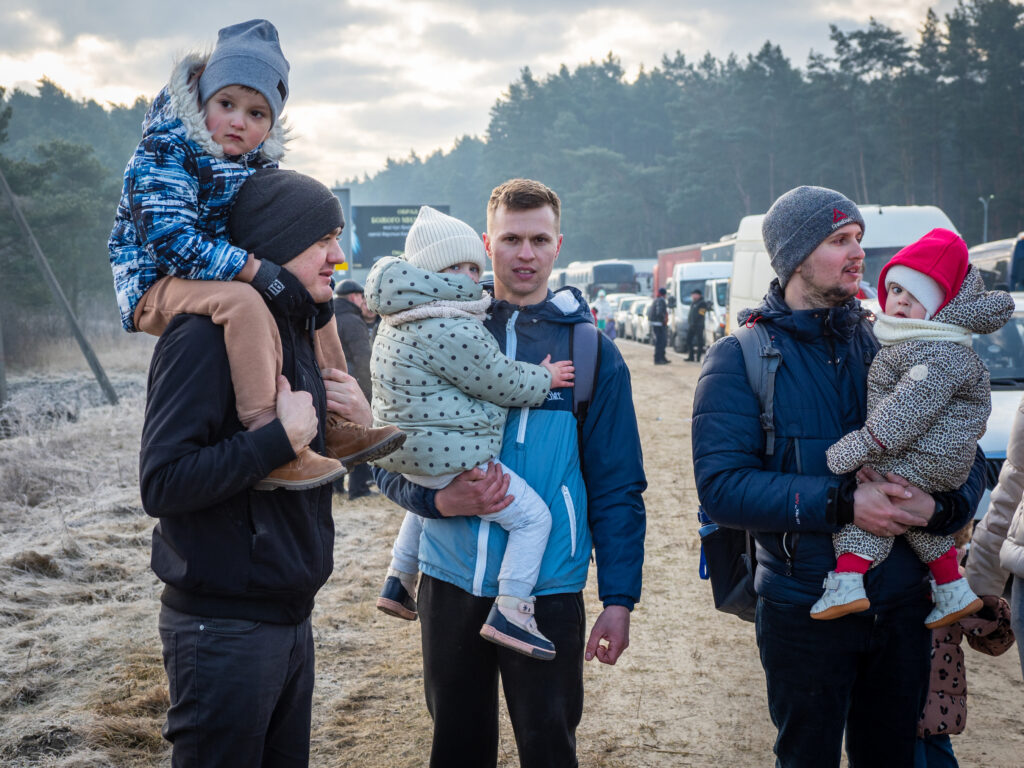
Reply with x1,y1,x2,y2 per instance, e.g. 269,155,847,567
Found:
365,256,555,476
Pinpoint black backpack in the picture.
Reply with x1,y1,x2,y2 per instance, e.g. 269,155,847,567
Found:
570,320,601,427
646,297,663,322
697,320,780,622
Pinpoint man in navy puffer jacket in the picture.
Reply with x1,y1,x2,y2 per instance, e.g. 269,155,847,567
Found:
692,186,986,768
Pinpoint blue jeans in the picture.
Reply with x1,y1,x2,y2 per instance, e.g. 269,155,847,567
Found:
158,604,315,767
914,734,959,767
756,594,931,768
1012,575,1024,679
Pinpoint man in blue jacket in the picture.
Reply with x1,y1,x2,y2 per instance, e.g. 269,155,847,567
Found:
692,185,986,768
374,178,647,768
140,169,360,766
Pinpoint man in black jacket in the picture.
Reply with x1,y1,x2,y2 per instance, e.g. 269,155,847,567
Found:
649,286,670,364
140,169,359,766
684,289,709,362
334,279,377,499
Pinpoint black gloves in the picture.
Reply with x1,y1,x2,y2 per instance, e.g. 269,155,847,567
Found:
314,298,335,330
250,260,312,315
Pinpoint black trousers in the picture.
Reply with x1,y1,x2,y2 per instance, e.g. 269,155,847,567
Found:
652,324,668,362
686,327,704,360
346,462,373,497
158,604,315,767
419,575,585,768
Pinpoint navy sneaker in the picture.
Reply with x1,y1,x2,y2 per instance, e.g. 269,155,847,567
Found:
479,596,555,661
376,575,417,621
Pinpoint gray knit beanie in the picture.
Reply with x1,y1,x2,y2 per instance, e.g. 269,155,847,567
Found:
762,186,865,287
404,206,486,273
229,169,343,265
198,19,289,125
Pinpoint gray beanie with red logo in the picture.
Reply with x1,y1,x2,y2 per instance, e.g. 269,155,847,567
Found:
762,186,865,288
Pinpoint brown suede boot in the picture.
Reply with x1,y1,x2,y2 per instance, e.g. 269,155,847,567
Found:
325,416,406,469
254,447,347,491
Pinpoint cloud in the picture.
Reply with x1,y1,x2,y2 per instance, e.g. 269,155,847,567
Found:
0,0,961,183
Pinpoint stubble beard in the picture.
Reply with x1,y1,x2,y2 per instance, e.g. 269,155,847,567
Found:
800,263,858,308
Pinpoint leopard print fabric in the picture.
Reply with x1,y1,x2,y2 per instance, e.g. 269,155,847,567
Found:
827,267,1013,565
834,525,952,565
917,595,1015,738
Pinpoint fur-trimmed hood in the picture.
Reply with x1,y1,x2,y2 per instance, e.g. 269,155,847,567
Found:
142,51,288,163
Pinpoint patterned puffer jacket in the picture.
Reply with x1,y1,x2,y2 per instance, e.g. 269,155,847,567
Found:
967,393,1024,594
917,594,1015,738
108,52,287,331
827,266,1013,492
365,257,552,476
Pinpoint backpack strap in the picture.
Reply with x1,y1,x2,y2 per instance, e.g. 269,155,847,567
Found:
733,320,783,457
570,320,601,426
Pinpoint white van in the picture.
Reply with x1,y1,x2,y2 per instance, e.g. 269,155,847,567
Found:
727,205,958,333
666,261,732,352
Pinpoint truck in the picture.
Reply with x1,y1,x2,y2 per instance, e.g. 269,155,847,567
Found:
653,243,702,297
666,261,733,352
727,204,959,335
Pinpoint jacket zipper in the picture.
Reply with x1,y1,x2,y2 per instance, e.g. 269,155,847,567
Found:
561,485,577,558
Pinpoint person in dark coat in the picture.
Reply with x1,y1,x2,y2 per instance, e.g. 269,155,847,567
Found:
334,279,377,499
691,185,986,768
649,286,670,364
140,169,371,765
685,289,710,362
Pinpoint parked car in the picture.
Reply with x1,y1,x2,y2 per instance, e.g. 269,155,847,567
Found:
703,277,730,348
625,299,649,341
614,295,642,336
635,300,652,344
972,292,1024,518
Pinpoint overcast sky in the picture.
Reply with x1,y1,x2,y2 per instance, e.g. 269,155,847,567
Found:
1,0,956,185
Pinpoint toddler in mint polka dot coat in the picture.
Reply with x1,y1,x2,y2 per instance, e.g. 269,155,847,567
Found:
365,206,574,661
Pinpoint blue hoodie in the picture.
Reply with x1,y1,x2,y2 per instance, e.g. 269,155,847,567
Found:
375,286,647,609
692,281,986,609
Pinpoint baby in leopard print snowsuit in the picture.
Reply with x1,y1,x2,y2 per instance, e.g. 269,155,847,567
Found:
816,228,1014,628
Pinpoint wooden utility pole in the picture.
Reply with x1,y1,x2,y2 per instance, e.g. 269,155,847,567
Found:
0,165,118,405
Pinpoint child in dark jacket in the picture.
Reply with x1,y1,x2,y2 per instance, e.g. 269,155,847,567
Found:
819,229,1013,628
109,19,401,490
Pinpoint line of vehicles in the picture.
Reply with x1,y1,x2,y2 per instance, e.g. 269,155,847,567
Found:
552,208,1024,520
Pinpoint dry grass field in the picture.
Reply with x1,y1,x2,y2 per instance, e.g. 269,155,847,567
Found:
1,333,1021,767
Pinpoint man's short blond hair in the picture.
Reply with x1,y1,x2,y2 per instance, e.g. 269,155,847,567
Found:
487,178,561,231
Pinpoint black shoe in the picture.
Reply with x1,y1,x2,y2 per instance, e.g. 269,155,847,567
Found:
684,357,694,362
348,488,377,501
377,576,417,620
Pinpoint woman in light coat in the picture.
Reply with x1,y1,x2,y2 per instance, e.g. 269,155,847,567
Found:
966,393,1024,677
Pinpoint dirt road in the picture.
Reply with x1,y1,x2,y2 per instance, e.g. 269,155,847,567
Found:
0,338,1021,766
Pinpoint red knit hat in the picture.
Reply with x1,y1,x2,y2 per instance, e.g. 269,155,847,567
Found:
877,228,969,319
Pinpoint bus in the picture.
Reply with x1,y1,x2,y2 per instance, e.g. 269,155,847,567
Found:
563,260,637,300
701,238,735,263
547,268,567,292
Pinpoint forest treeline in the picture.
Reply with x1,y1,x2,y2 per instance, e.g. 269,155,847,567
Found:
0,0,1021,328
351,0,1024,265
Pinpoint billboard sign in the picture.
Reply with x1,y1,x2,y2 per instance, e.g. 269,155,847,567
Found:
350,205,449,268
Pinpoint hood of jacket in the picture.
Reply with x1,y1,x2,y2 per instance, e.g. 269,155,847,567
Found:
931,265,1014,334
364,256,484,316
737,278,873,344
488,285,595,330
142,52,288,163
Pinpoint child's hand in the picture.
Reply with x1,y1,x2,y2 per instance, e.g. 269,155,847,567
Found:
541,354,575,388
